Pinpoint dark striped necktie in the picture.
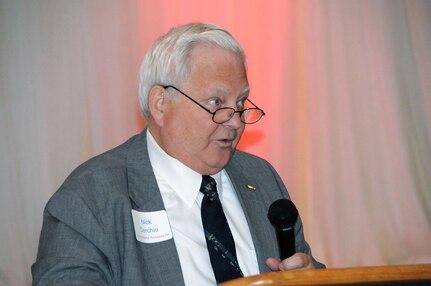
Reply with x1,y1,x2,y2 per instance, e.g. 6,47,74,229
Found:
200,175,243,284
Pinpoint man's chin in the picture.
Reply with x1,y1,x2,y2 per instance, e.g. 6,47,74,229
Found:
209,155,234,171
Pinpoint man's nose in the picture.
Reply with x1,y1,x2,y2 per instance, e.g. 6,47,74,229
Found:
224,111,243,129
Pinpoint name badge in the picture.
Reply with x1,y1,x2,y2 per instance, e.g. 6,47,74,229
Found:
131,209,173,243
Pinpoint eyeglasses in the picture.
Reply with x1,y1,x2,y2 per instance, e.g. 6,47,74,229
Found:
163,85,265,124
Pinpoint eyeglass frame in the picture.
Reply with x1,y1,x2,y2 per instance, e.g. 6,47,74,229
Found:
162,85,265,124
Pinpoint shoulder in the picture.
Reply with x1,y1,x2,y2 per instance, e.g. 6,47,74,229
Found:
46,132,145,216
231,149,268,163
228,149,290,197
67,133,141,183
230,149,278,174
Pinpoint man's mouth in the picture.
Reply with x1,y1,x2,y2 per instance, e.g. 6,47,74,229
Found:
215,137,236,147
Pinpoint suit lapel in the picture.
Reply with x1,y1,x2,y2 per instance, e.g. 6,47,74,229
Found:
126,130,185,286
226,157,279,274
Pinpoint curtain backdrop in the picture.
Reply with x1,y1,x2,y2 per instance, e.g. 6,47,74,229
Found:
1,0,430,285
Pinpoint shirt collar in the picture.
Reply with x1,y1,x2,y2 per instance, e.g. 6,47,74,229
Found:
146,130,222,208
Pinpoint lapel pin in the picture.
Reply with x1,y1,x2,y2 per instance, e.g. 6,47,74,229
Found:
247,184,256,191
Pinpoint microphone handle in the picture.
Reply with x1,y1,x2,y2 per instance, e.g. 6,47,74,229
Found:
275,226,295,260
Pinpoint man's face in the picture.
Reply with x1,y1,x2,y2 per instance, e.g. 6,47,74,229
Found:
151,45,248,175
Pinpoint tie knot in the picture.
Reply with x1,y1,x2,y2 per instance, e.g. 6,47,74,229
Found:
200,175,217,197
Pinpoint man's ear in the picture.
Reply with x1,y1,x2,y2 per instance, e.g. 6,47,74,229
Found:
148,85,166,126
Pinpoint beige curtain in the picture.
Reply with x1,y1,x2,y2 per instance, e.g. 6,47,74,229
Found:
1,0,430,285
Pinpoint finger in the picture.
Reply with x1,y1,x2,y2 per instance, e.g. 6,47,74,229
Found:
279,253,314,271
265,257,282,271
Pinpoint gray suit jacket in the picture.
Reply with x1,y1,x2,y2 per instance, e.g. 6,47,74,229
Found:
32,130,324,286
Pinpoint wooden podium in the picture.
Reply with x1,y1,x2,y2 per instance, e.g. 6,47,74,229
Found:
220,264,431,285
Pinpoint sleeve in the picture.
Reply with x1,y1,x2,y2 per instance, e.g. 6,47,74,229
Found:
31,190,117,286
293,215,326,269
266,159,326,269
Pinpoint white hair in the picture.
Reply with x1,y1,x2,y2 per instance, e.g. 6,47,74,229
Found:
138,22,246,119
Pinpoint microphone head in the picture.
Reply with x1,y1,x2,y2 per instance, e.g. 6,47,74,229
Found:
267,199,299,228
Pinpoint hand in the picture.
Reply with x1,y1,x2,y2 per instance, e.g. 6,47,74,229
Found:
266,253,315,271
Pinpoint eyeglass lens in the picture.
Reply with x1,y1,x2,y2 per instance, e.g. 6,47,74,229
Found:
213,108,263,124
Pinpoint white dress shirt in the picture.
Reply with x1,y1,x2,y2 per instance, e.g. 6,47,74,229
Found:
146,131,259,285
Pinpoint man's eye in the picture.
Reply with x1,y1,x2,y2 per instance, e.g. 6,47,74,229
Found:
237,98,246,108
208,98,222,106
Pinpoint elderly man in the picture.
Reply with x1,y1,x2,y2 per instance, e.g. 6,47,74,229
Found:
32,22,324,286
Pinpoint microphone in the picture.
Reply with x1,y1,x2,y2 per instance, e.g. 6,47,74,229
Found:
267,199,299,260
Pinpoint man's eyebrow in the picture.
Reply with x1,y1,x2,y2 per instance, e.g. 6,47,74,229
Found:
208,86,250,97
240,86,250,97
